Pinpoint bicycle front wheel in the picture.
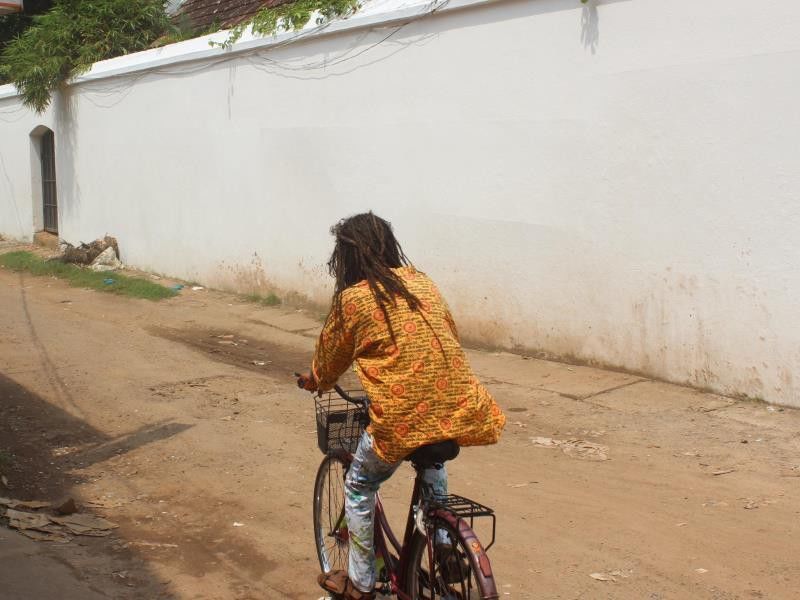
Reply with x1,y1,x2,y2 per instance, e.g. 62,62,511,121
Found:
313,453,350,574
404,514,498,600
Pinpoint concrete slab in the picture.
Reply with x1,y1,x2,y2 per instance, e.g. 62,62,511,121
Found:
589,381,736,414
0,532,107,600
244,308,322,336
467,350,643,399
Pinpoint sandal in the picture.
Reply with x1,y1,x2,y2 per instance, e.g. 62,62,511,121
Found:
317,570,375,600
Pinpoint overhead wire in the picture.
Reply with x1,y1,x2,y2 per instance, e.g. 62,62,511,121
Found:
77,0,452,106
0,100,28,122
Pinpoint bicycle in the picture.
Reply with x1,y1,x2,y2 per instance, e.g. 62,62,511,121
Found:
309,384,500,600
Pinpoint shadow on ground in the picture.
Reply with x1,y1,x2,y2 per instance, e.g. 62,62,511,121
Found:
0,371,191,599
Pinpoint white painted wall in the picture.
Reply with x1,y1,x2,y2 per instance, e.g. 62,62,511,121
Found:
1,0,799,406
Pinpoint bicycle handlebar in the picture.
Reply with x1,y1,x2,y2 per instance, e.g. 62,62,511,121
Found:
295,372,365,406
333,384,363,405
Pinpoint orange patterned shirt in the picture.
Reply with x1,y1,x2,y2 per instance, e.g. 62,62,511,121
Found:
312,267,506,463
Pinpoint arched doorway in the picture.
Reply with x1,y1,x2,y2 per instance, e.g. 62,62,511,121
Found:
39,129,58,234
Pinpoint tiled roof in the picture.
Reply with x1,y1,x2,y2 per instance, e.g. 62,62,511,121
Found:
175,0,293,30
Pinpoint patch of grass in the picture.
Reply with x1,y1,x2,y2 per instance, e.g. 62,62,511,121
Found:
243,292,282,307
0,251,177,301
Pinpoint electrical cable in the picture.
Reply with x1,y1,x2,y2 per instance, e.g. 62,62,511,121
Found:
77,0,452,106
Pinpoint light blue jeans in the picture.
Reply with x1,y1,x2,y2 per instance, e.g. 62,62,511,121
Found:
345,431,448,593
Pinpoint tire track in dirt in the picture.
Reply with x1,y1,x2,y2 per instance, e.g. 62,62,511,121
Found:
17,271,86,420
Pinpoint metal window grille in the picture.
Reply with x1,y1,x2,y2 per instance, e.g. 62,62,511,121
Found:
41,130,58,234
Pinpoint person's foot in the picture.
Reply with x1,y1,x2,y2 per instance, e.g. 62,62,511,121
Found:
317,570,375,600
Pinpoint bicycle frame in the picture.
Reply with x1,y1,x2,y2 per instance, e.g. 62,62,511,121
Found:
351,458,497,600
372,473,423,600
323,446,430,598
315,386,498,599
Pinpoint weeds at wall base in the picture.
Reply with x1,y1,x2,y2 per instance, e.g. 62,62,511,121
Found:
242,292,282,307
0,251,176,301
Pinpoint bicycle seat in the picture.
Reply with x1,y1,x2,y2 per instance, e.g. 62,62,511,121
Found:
405,440,460,469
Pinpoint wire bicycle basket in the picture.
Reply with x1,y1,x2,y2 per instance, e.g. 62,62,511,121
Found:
315,390,369,454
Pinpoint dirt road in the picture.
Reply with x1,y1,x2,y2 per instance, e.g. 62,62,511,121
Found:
1,258,799,599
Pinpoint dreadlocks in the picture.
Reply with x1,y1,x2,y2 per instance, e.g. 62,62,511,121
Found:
328,212,421,340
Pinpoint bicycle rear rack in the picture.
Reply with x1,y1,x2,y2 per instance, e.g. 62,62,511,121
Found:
430,494,496,551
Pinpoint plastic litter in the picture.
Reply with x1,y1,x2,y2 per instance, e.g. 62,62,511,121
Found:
2,497,118,541
0,497,51,510
6,509,51,530
61,235,119,266
531,436,609,461
711,468,735,476
49,513,118,536
589,569,631,583
530,436,561,448
89,246,123,272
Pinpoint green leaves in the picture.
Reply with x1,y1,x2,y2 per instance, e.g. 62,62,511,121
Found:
1,0,171,113
214,0,361,49
2,0,593,111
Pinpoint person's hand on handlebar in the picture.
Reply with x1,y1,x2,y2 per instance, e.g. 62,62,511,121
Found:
295,371,319,393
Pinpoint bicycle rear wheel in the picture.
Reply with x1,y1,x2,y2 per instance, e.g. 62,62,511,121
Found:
313,453,350,574
404,516,497,600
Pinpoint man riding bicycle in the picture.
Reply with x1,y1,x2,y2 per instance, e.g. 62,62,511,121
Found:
297,212,506,600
